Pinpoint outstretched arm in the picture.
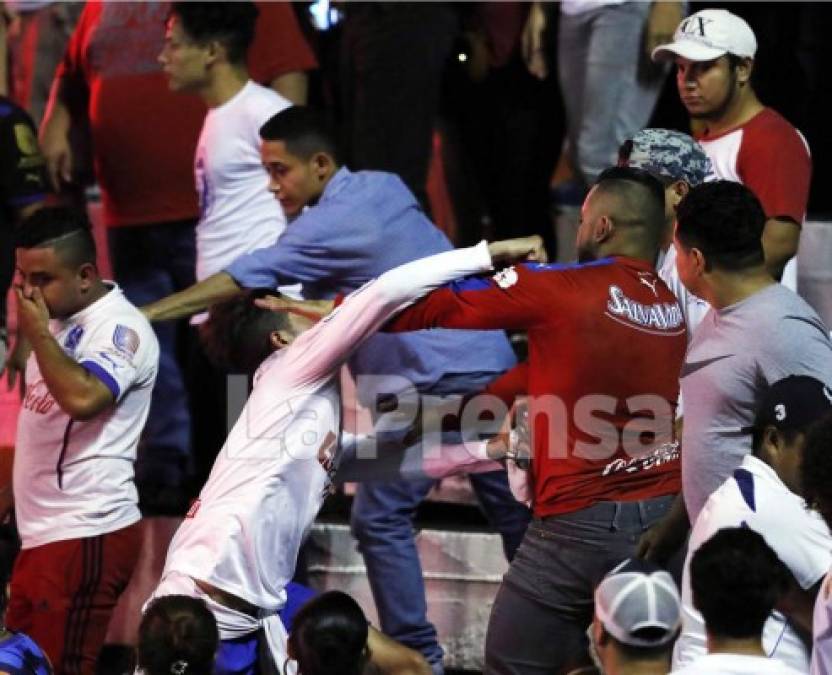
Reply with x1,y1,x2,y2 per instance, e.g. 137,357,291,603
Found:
281,237,544,385
142,272,242,322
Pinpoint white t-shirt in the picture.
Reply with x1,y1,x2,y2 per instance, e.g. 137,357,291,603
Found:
673,653,805,675
674,455,831,673
811,572,832,675
15,284,159,549
560,0,628,16
657,244,710,339
194,80,291,283
157,243,495,612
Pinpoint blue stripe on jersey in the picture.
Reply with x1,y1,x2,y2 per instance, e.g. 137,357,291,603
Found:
733,468,757,512
524,257,616,273
80,361,121,399
448,257,616,294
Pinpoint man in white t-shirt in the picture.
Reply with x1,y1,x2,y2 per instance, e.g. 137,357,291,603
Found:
798,412,832,675
145,237,545,672
673,527,803,675
674,375,832,672
4,207,158,674
158,2,295,488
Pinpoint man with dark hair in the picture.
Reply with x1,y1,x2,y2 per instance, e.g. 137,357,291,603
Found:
147,238,542,672
3,207,158,673
673,527,802,674
652,8,811,282
143,105,528,673
643,181,832,565
799,411,832,675
159,1,294,488
590,558,681,675
674,375,832,672
386,166,688,674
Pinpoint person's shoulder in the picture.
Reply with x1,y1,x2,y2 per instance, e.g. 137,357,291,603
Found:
744,108,807,151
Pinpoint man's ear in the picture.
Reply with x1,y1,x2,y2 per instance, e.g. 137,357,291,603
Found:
736,57,754,86
691,246,707,275
77,262,98,292
312,152,334,181
205,39,223,67
761,425,784,457
595,215,614,244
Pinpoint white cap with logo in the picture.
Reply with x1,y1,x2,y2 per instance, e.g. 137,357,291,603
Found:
652,9,757,63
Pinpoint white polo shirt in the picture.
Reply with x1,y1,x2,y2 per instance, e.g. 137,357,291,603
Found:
673,653,805,675
811,572,832,675
14,284,158,549
674,454,832,673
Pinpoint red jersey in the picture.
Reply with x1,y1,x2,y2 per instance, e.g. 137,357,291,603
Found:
57,2,317,228
697,108,811,224
389,256,687,517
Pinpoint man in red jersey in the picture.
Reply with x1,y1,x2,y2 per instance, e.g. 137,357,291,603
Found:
387,166,687,674
652,9,811,282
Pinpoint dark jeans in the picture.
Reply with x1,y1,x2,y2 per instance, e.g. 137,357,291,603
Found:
341,3,459,211
107,220,196,488
484,495,675,675
350,371,531,674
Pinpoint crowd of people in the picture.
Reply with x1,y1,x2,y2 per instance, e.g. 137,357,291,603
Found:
0,2,830,675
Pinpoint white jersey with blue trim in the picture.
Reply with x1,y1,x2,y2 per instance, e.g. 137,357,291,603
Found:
674,454,832,673
159,242,495,612
14,283,158,549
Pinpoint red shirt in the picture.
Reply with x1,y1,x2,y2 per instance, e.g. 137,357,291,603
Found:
697,108,811,224
57,2,317,228
389,257,687,517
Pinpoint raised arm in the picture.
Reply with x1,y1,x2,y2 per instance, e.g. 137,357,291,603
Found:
284,237,544,384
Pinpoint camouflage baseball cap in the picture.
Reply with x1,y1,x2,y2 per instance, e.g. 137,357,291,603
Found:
618,128,712,186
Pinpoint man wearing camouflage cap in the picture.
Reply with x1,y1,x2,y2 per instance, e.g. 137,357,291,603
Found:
652,8,811,283
618,128,712,333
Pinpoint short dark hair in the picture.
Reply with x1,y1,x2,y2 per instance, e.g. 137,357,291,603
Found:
260,107,342,164
289,591,370,675
199,289,292,374
138,595,218,675
676,180,766,271
171,1,259,64
594,166,667,247
691,527,788,640
15,206,96,268
800,411,832,523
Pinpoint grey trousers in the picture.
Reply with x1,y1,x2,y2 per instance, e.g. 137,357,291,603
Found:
484,495,675,675
558,1,669,185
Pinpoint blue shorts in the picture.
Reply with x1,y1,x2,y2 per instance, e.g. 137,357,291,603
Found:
214,582,318,674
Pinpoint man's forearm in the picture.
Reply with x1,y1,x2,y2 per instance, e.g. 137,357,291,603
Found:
762,217,801,281
28,327,113,419
142,272,243,322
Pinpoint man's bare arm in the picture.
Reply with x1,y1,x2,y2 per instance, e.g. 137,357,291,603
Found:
367,626,432,675
763,216,801,282
269,71,309,106
142,272,243,322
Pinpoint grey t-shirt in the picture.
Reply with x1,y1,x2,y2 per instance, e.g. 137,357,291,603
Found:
681,283,832,521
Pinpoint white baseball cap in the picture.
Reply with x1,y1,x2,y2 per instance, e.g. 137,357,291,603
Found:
652,9,757,63
595,559,681,648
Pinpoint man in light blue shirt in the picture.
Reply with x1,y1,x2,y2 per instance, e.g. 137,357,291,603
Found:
142,106,529,673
